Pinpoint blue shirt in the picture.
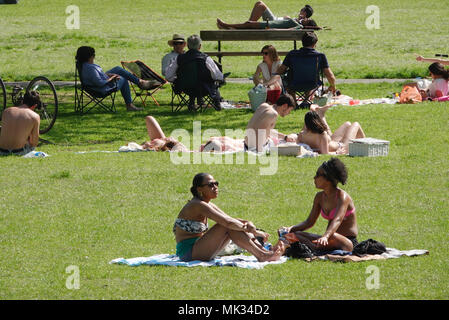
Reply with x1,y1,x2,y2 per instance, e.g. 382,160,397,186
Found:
81,63,115,95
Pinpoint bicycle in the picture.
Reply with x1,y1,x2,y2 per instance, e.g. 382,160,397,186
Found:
0,75,58,134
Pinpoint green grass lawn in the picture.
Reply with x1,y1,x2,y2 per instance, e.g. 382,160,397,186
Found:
1,0,448,300
0,0,448,80
0,82,448,299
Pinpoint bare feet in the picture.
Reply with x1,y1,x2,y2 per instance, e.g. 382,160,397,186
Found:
264,241,286,262
126,103,143,111
217,18,230,30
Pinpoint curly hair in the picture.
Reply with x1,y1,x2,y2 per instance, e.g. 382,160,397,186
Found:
75,46,95,64
321,158,348,187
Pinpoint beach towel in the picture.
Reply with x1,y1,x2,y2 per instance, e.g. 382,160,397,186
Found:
314,248,429,263
109,254,287,270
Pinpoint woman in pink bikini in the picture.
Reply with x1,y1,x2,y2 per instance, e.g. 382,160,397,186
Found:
279,158,358,251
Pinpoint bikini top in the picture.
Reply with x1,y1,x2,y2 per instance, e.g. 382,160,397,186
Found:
320,192,355,221
173,218,209,234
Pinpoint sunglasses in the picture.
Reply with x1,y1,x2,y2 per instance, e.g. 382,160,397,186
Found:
262,51,269,55
200,181,219,188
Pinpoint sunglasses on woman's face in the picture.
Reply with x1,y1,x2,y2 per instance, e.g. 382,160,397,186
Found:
201,181,219,188
262,52,269,55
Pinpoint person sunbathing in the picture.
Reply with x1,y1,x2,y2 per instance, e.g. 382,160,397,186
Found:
285,105,366,154
217,2,318,30
278,158,358,252
174,172,286,262
217,17,319,30
142,116,244,152
245,94,296,153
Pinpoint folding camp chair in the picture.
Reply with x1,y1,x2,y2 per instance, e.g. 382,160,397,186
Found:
74,62,117,114
121,60,166,108
171,59,220,112
283,55,324,109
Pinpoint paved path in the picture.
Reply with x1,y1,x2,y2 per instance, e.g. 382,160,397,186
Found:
4,78,411,88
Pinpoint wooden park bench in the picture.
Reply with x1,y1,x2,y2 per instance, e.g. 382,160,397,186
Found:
200,29,315,63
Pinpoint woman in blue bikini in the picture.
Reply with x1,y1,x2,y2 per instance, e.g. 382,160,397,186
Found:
174,173,286,262
279,158,358,251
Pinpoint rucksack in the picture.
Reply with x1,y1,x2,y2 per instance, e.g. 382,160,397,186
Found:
399,85,422,104
352,239,387,256
284,242,314,259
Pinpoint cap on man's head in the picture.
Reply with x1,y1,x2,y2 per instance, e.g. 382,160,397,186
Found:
168,34,186,46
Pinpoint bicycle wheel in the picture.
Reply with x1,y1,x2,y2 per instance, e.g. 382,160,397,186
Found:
26,76,58,134
0,76,6,116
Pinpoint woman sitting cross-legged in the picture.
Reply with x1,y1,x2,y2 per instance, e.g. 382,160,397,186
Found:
173,173,286,262
76,46,159,111
279,158,358,252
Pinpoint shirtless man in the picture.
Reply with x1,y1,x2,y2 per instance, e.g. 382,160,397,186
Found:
0,91,41,156
245,94,295,152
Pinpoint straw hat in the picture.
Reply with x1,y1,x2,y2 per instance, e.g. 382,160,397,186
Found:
168,34,186,46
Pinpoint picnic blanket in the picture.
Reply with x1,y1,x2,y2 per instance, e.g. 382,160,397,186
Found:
329,94,398,107
109,254,287,270
22,151,49,158
313,247,429,263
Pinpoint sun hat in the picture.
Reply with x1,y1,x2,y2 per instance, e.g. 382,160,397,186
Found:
168,34,186,46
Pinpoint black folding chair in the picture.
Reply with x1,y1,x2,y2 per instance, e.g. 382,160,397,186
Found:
284,55,324,109
121,60,166,108
171,59,220,112
74,62,117,114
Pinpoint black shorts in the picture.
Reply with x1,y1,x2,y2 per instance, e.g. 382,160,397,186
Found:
346,236,358,248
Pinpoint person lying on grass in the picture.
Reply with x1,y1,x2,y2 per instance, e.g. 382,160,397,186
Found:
279,158,358,252
0,91,40,156
407,62,449,100
141,116,244,152
285,104,366,154
174,173,286,262
217,1,319,30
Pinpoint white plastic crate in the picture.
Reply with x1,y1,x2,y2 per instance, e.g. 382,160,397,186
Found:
348,138,390,157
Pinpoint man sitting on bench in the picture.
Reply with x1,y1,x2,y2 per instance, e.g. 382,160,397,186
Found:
0,91,41,156
217,2,319,30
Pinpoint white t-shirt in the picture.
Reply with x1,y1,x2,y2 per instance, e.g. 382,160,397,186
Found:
428,78,448,98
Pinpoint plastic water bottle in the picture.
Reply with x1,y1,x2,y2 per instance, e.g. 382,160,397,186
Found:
263,242,272,250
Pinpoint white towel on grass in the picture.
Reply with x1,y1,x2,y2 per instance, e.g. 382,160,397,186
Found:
109,254,287,270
